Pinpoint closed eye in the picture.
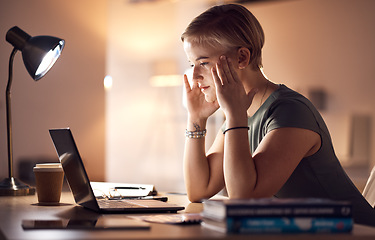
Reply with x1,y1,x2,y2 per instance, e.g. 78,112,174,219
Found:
189,62,209,68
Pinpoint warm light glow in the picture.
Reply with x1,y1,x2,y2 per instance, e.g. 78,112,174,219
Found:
35,40,64,79
104,75,113,89
150,75,182,87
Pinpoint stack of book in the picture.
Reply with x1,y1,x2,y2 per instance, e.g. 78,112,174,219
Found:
202,198,353,233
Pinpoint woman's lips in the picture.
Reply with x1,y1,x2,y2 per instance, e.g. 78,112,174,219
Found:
200,86,209,93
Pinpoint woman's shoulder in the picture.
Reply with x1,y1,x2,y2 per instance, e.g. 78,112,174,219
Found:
268,85,307,108
273,84,306,100
264,84,322,131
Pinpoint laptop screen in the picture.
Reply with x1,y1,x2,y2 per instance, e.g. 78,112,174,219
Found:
49,128,99,211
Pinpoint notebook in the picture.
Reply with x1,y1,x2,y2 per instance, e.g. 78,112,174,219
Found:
49,128,185,213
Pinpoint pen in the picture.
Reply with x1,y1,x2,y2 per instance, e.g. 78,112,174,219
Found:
114,187,146,190
107,196,168,201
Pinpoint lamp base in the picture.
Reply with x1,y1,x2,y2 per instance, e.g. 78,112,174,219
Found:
0,177,35,196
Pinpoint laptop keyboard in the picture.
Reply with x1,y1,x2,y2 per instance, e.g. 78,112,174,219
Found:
97,199,146,209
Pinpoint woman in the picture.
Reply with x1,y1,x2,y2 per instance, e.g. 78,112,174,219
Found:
181,4,375,226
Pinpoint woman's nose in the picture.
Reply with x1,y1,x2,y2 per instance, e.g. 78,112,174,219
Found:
192,66,203,81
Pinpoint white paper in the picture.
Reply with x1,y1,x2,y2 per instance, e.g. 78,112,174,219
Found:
90,182,155,198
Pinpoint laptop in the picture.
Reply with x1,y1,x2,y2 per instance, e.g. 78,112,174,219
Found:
49,128,185,213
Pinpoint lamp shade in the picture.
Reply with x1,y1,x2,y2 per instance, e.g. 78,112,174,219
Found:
6,26,65,80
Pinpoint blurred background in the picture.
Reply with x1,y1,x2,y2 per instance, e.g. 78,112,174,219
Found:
1,0,374,193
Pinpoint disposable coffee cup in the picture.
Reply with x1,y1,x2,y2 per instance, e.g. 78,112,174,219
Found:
33,163,64,205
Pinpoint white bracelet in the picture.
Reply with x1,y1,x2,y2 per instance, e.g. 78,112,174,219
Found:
185,129,207,138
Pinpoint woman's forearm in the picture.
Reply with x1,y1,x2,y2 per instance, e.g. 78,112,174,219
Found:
223,116,257,199
183,117,211,202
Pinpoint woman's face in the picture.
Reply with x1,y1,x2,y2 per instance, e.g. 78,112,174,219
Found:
184,40,232,103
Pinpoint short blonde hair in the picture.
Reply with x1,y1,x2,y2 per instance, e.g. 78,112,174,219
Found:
181,4,265,69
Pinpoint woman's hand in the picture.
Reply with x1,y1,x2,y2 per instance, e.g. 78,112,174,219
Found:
183,74,219,121
212,56,257,118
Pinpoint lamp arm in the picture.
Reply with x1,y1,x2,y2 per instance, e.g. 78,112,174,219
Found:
6,48,17,179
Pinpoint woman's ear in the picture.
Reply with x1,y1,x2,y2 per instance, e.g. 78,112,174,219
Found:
237,47,251,69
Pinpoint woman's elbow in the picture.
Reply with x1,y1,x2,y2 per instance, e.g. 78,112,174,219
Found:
187,191,204,203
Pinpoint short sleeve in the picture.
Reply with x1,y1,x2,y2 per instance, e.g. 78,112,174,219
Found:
265,99,320,134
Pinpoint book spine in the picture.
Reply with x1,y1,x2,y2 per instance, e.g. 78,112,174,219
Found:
224,217,353,233
203,204,352,220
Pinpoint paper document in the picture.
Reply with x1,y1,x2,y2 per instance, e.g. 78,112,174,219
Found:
90,182,156,198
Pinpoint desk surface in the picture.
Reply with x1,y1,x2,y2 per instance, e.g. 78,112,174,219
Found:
1,191,375,240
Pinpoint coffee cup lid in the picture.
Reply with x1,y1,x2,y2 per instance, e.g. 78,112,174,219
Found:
33,163,63,172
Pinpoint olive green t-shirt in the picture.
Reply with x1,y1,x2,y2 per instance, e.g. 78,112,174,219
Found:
222,84,375,226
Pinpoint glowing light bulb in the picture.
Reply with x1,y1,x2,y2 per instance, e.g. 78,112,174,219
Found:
35,40,64,79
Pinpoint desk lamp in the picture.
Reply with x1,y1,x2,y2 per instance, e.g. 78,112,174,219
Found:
0,26,65,196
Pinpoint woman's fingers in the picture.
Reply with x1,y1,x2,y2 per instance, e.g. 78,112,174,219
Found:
215,56,230,85
216,58,228,85
215,55,241,85
183,74,191,92
226,57,240,84
212,55,241,90
219,56,232,84
211,67,222,89
184,74,200,93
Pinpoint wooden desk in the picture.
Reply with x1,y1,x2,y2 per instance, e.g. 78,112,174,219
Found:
1,191,375,240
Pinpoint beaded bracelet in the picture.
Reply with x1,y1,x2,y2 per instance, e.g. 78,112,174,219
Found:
185,129,207,139
223,126,249,134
